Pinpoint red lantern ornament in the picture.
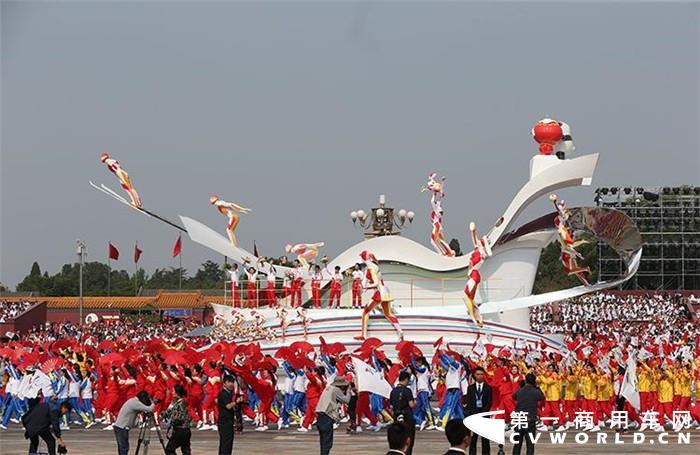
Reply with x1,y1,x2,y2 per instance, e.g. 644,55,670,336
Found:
532,119,563,155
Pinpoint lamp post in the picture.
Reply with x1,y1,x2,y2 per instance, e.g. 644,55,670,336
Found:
351,194,414,238
76,239,87,325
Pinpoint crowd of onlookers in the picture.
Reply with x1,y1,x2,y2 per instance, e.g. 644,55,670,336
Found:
0,300,33,323
17,316,201,344
530,292,694,338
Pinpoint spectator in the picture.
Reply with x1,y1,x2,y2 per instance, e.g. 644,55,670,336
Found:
464,366,492,455
443,419,472,455
511,373,544,455
386,421,412,455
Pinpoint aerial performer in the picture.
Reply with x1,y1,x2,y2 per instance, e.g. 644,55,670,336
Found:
285,242,325,269
550,194,591,285
463,222,493,327
354,250,403,341
209,195,251,248
421,173,455,256
531,117,575,160
100,152,142,207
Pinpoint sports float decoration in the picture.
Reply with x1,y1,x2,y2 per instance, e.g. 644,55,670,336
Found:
549,193,591,285
210,195,251,248
421,173,455,257
90,119,642,355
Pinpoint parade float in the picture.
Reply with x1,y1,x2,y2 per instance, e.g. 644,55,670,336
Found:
91,119,642,357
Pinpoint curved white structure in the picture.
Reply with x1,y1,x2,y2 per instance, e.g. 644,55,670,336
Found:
181,153,609,330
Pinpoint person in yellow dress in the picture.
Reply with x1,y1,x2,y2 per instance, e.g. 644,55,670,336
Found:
579,363,600,430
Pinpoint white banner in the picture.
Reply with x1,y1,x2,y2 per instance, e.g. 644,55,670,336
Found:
351,357,392,398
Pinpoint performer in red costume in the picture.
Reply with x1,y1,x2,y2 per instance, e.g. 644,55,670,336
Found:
463,222,493,326
328,265,343,308
311,265,323,308
550,194,591,285
350,264,363,308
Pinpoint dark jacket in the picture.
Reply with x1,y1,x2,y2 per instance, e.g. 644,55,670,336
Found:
513,384,545,421
464,381,493,416
21,402,61,439
444,450,469,455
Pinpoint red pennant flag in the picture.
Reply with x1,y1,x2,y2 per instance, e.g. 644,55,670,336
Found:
134,243,143,264
108,242,120,261
172,235,182,258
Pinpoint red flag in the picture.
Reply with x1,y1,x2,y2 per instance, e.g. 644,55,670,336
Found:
134,243,143,264
253,240,259,257
172,235,182,258
108,242,120,261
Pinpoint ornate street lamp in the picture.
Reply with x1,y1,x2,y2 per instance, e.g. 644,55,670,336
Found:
351,194,414,238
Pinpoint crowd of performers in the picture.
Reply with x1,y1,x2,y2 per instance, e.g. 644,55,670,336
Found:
224,257,360,310
2,311,700,436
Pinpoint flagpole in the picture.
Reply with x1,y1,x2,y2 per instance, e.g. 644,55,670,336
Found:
134,242,138,296
178,246,183,291
108,257,112,298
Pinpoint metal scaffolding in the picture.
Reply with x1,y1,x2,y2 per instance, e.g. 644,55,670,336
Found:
595,186,700,290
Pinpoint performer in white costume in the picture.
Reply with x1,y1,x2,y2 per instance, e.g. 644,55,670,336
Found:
210,195,251,248
100,152,141,207
421,173,455,256
355,250,402,341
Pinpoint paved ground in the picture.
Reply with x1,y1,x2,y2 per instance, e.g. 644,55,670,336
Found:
1,423,699,455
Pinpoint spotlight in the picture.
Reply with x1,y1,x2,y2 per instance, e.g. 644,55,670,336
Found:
601,188,609,195
611,187,618,195
636,187,645,195
624,187,632,195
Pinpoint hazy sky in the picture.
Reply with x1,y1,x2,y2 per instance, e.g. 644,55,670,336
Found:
2,1,699,289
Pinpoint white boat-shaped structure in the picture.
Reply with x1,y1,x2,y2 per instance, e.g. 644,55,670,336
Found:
177,152,642,355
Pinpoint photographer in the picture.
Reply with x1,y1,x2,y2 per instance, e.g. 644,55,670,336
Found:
22,399,71,455
389,371,416,455
162,384,192,455
113,391,155,455
217,375,243,455
315,375,352,455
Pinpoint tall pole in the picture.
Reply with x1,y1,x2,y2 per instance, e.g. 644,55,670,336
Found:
178,249,183,291
76,240,86,325
108,258,112,298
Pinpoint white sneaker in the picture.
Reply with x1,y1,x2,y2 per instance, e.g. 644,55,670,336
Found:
355,426,363,433
537,424,548,432
340,417,349,423
555,425,566,432
103,424,114,430
256,425,268,432
419,421,427,431
10,418,20,424
654,426,664,433
435,425,445,432
589,425,601,432
85,421,95,429
333,423,339,430
298,426,309,432
199,424,211,430
210,425,218,431
0,424,7,430
60,424,70,431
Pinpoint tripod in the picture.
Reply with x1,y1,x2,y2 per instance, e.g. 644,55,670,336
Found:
134,413,167,455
